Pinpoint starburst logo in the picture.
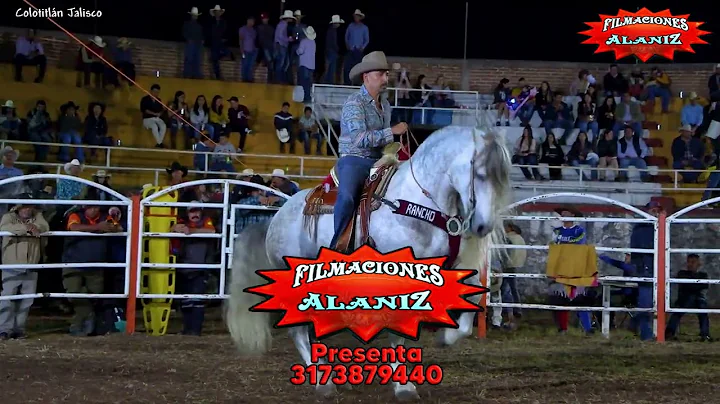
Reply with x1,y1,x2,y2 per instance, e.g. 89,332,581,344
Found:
579,8,710,62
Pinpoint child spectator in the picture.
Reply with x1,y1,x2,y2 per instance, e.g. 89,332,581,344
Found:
210,133,236,172
57,101,84,163
190,95,213,142
84,102,110,162
227,96,252,152
274,102,295,153
168,91,190,149
298,106,322,155
26,100,53,162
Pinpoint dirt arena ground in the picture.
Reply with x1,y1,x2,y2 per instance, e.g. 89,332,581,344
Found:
1,309,719,404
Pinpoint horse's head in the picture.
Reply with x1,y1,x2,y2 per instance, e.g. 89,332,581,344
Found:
446,128,512,238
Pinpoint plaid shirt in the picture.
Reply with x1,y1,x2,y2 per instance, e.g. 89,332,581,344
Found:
339,85,393,159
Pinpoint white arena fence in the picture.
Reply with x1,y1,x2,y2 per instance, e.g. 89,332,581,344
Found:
482,192,664,339
0,174,133,301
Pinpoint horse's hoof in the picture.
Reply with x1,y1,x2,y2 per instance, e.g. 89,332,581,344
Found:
315,382,337,398
395,387,420,401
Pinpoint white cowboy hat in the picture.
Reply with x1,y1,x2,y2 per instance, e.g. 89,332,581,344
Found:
93,169,111,178
679,124,694,132
353,9,365,18
329,15,344,24
210,5,225,15
280,10,296,20
239,168,254,176
294,10,304,17
689,91,699,100
188,7,201,15
271,168,288,179
89,35,106,47
2,100,15,108
276,128,290,143
349,51,389,83
1,146,19,160
303,26,317,41
63,159,84,174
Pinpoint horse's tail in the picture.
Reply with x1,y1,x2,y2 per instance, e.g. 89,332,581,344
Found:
225,220,274,356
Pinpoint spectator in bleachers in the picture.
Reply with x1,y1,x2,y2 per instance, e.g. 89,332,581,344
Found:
84,102,110,163
708,64,720,102
665,254,711,341
228,96,252,152
269,169,299,195
26,166,54,200
62,198,124,336
568,131,599,181
535,81,553,122
645,67,672,114
26,100,53,162
57,102,84,163
432,75,455,109
298,106,322,155
595,130,619,181
140,84,167,148
170,203,217,336
0,147,22,182
616,126,649,182
238,16,258,82
672,124,705,183
413,74,433,115
274,10,296,84
597,96,617,135
576,93,599,141
210,133,236,172
613,93,644,140
91,170,115,201
539,134,564,180
628,68,645,100
289,11,307,79
0,101,20,140
190,95,214,142
569,69,596,96
209,95,229,142
543,93,574,145
681,92,704,131
501,222,526,325
513,79,535,126
235,175,285,234
257,13,275,81
192,137,213,173
274,101,295,153
182,7,204,79
512,126,543,180
75,36,107,89
344,9,369,85
297,26,317,104
493,78,511,127
0,194,49,340
209,5,231,80
57,159,85,200
14,29,47,83
168,91,190,150
166,162,190,192
393,68,413,123
324,15,344,84
602,64,629,97
110,38,135,87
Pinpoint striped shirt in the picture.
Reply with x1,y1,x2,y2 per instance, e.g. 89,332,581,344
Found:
339,85,393,159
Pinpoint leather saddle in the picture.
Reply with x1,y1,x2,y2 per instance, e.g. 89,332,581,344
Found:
303,142,402,252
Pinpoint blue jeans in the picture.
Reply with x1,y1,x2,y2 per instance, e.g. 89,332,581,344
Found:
647,86,671,112
613,121,643,140
274,44,289,84
666,295,710,338
298,130,322,154
703,171,720,200
192,124,215,142
323,52,338,84
500,276,522,315
516,154,540,179
28,130,52,161
241,49,257,82
330,156,376,249
183,41,202,79
571,156,599,180
210,160,235,172
543,119,574,143
517,105,533,125
577,120,600,140
619,157,649,181
673,159,704,183
343,49,363,85
84,131,112,159
298,66,314,103
58,131,84,163
261,47,274,82
630,254,654,341
210,43,231,80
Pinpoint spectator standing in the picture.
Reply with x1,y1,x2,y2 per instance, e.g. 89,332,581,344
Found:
13,29,46,83
238,17,258,82
111,37,135,87
57,102,84,163
297,26,317,104
616,126,650,182
257,13,275,81
274,102,295,153
56,159,85,201
0,195,49,340
493,78,511,127
208,5,231,80
274,11,296,84
603,64,629,96
84,102,110,163
289,10,307,79
665,254,711,341
227,96,252,152
613,93,644,139
671,124,705,183
26,100,53,162
501,222,526,325
182,7,204,79
344,9,369,85
629,201,662,341
324,15,344,84
140,84,167,148
681,92,704,131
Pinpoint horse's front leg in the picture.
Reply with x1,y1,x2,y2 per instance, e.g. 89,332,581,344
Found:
288,326,338,398
435,312,475,346
387,333,419,401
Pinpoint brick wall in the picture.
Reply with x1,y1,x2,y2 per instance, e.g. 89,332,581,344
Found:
1,26,716,96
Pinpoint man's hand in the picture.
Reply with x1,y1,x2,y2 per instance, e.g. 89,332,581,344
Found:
258,196,269,205
266,196,279,205
172,223,188,233
96,221,115,233
391,122,408,135
26,224,41,237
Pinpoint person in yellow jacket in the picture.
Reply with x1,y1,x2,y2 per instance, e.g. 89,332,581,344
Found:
646,67,672,113
208,95,229,142
0,194,49,339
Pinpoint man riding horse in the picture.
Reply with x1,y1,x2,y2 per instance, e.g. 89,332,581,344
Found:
329,51,409,250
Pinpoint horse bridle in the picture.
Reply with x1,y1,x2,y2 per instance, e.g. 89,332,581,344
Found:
401,129,477,236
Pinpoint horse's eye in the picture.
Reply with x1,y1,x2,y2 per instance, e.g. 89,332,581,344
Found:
476,174,487,182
